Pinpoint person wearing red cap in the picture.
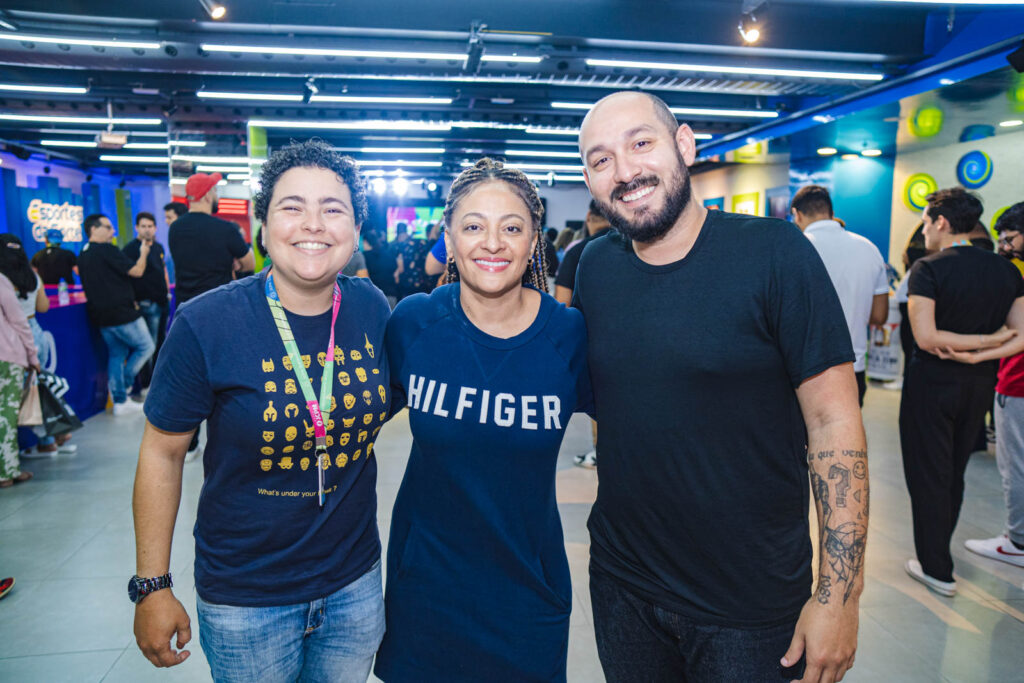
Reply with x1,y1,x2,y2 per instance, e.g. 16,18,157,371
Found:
169,173,254,306
168,172,255,460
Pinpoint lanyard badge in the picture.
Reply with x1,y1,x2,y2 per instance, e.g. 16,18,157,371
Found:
266,271,342,508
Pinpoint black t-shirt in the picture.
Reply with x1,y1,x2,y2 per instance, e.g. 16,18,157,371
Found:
77,241,141,327
123,239,168,303
168,212,249,304
543,237,559,277
574,210,853,627
364,246,399,298
908,246,1024,376
31,246,76,285
555,227,612,290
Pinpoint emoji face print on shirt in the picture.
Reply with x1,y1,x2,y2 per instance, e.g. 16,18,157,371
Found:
253,331,389,490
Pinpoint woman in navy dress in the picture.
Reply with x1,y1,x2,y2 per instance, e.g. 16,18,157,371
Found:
375,159,591,682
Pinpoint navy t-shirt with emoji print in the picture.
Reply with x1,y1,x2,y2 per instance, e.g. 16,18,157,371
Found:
145,271,390,607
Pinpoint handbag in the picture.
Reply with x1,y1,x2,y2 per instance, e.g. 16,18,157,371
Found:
37,371,83,437
17,371,43,426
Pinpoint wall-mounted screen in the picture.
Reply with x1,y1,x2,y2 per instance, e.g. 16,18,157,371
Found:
386,206,444,242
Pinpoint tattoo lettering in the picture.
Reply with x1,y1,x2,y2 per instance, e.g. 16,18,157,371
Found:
816,575,832,605
828,464,851,508
842,449,867,459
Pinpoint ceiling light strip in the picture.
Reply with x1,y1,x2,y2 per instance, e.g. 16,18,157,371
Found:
0,83,88,94
0,32,160,50
357,160,443,167
551,101,778,118
248,119,453,132
198,91,303,102
0,113,162,125
99,155,170,163
41,139,97,148
311,95,454,104
201,43,467,61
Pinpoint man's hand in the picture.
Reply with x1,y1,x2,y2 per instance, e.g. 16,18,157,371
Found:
134,589,191,668
782,597,859,683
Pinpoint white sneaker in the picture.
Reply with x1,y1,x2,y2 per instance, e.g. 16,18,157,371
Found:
112,400,144,416
965,534,1024,568
184,446,203,463
20,448,57,460
57,442,77,454
904,558,957,596
574,450,597,469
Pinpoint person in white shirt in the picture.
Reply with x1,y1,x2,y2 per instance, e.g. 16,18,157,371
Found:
792,185,889,405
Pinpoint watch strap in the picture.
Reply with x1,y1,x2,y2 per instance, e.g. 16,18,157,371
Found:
132,573,172,601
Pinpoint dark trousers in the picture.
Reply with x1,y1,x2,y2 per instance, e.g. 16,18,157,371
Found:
589,565,803,683
899,361,996,582
855,370,867,407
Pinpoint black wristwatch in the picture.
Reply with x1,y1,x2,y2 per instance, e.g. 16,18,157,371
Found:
128,573,173,604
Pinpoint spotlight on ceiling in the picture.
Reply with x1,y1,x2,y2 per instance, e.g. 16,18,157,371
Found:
371,177,387,195
392,177,409,197
738,15,761,44
738,0,766,45
198,0,227,20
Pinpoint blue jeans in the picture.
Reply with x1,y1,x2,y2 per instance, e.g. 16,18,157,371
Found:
98,318,154,404
589,565,804,683
137,300,165,344
197,560,385,683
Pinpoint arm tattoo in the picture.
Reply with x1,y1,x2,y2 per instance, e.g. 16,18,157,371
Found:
811,455,868,606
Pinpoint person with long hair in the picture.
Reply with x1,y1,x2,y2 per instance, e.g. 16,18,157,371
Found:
0,234,74,457
374,158,591,682
132,140,389,681
0,237,40,488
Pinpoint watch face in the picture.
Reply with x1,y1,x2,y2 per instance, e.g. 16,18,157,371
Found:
128,577,140,603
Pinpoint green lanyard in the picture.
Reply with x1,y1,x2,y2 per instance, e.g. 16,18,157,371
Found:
265,271,342,506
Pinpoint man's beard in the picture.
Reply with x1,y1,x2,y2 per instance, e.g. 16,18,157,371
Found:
595,158,692,244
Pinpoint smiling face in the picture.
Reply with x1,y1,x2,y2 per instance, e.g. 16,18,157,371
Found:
445,181,537,299
580,93,695,243
264,166,359,292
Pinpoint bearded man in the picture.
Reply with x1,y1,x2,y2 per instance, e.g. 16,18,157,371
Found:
573,91,868,683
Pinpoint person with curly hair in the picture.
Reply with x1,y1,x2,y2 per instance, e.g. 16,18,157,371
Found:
374,158,592,682
132,139,389,682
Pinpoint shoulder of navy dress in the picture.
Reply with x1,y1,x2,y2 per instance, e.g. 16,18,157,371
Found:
387,286,451,338
539,297,588,367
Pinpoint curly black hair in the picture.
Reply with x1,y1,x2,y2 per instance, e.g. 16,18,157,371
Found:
253,139,368,227
995,201,1024,235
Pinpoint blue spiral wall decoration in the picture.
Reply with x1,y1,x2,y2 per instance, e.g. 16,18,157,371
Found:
956,150,993,189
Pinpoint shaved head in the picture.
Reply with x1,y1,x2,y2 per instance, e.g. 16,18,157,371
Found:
580,91,679,152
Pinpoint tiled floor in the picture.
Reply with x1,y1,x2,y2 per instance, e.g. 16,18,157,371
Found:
1,386,1022,682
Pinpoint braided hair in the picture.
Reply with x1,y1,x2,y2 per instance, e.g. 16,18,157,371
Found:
441,158,548,292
